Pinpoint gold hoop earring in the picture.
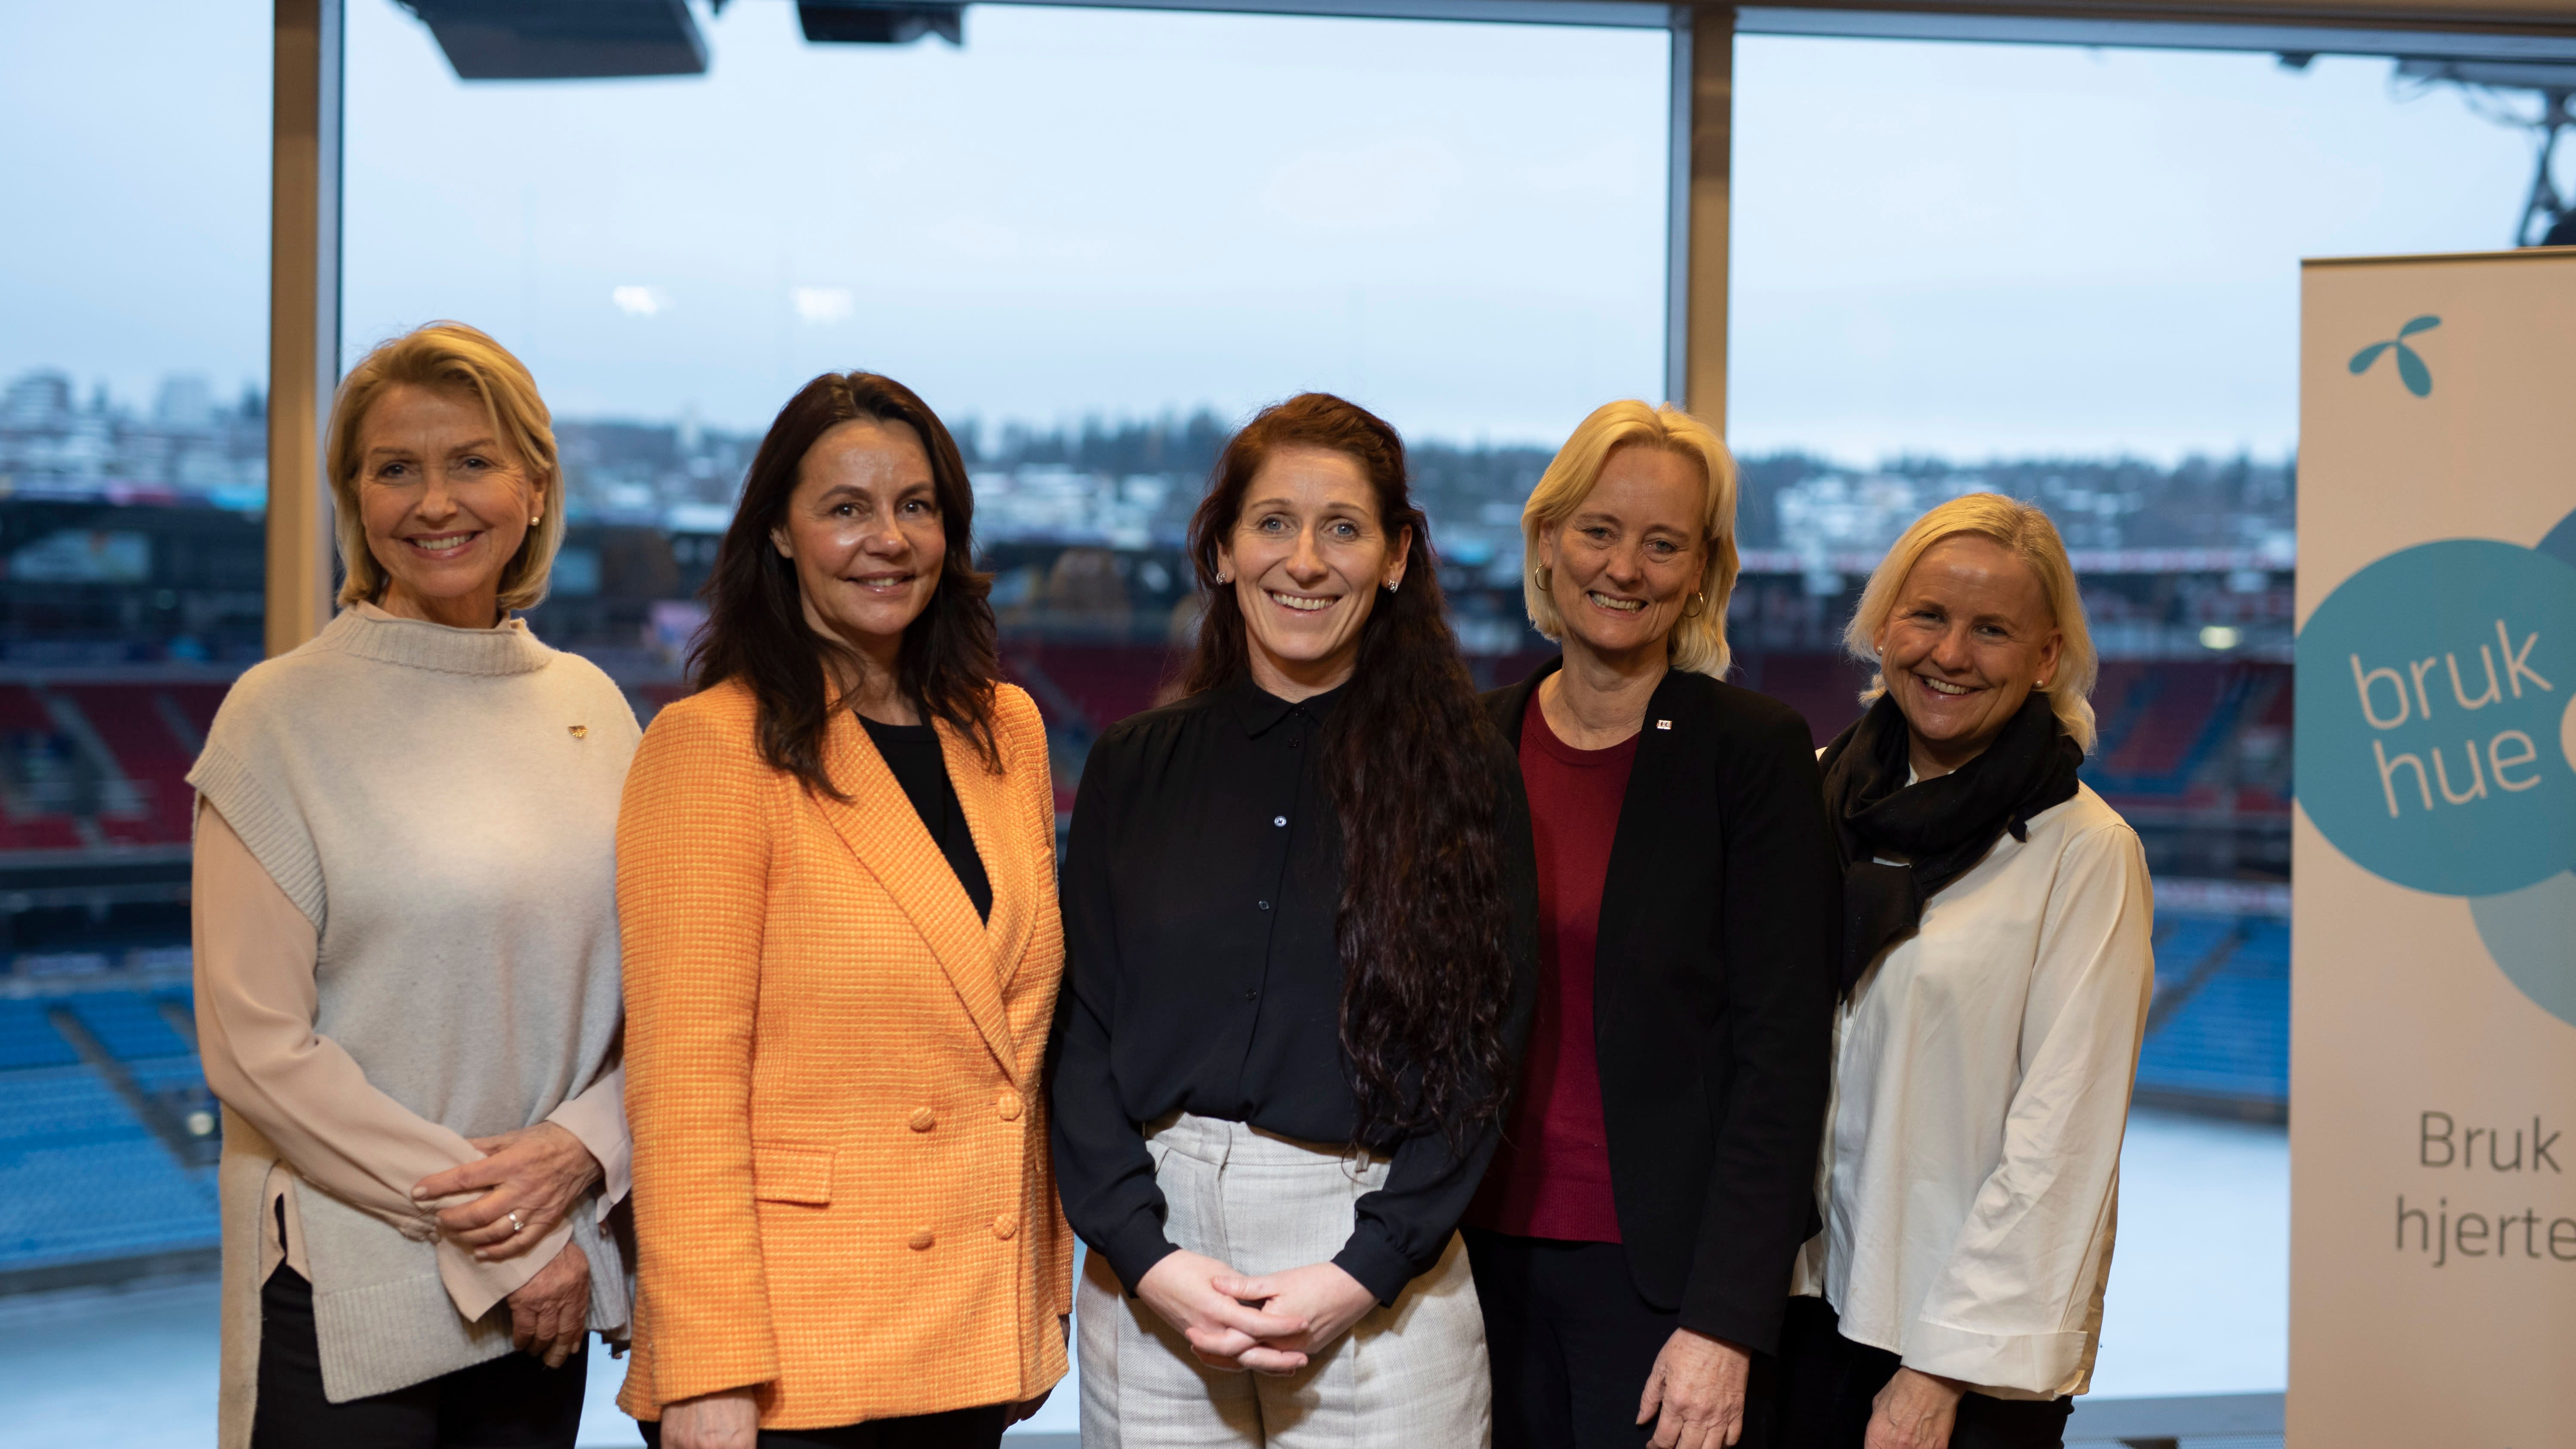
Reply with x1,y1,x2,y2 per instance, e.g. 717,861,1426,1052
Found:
1533,564,1552,591
1681,591,1706,618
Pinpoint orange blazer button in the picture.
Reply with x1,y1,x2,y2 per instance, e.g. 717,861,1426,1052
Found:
996,1093,1023,1121
908,1228,936,1251
908,1108,937,1132
991,1213,1020,1240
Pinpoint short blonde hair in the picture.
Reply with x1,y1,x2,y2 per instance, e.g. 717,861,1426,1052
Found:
1843,492,2098,750
1521,401,1740,677
326,322,563,612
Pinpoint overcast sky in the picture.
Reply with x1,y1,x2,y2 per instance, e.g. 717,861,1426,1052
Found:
0,0,2549,461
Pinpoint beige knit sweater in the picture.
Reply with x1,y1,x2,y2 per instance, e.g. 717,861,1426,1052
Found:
188,604,637,1445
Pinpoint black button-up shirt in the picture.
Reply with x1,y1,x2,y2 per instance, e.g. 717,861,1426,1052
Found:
1049,674,1535,1305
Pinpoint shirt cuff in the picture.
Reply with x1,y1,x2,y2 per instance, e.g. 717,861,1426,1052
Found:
546,1089,631,1221
1330,1228,1417,1309
436,1218,575,1322
1098,1214,1181,1298
1899,1318,2087,1398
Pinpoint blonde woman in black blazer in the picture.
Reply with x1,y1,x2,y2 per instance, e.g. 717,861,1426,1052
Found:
1461,401,1839,1449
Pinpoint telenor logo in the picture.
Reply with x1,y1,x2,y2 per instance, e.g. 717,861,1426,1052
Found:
2348,315,2441,397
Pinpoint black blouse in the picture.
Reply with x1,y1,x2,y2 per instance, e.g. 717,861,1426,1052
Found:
1049,675,1536,1306
858,713,992,922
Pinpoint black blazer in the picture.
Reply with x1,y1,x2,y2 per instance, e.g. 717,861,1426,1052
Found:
1482,658,1839,1354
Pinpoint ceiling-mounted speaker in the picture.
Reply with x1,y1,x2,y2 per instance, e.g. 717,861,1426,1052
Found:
799,0,963,46
401,0,710,80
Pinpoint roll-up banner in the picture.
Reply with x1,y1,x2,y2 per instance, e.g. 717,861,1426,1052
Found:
2293,248,2576,1446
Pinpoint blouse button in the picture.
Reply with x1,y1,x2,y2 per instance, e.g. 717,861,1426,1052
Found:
908,1108,936,1132
908,1228,936,1250
1273,816,1287,827
1257,900,1271,911
992,1213,1019,1240
997,1093,1023,1121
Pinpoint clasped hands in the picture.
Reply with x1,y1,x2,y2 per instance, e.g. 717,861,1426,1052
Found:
1136,1249,1380,1376
409,1120,604,1369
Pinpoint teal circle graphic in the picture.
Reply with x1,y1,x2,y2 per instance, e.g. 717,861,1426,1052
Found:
2295,537,2576,895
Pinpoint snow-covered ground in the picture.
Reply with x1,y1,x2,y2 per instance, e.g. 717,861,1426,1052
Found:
0,1108,2281,1448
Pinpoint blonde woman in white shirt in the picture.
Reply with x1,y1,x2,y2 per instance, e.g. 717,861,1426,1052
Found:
1776,494,2152,1449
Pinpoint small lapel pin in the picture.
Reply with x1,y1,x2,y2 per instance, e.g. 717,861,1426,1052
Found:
567,724,589,739
1655,720,1673,730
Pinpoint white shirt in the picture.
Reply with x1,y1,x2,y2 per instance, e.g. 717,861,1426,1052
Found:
1792,781,2153,1398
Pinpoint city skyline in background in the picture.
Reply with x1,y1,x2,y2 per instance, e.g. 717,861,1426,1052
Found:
5,2,2563,465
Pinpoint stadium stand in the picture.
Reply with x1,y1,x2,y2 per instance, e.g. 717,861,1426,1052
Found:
58,685,198,845
0,1046,220,1284
0,636,2298,1286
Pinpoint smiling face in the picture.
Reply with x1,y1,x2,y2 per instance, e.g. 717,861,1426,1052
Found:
1873,532,2065,777
1537,443,1708,671
355,383,538,628
1216,445,1411,701
769,418,947,672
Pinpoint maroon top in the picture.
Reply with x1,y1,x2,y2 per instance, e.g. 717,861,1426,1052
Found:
1465,688,1634,1243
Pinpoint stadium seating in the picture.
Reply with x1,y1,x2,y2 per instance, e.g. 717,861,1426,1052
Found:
2134,915,2290,1115
58,685,197,844
0,1014,219,1277
0,640,2306,1285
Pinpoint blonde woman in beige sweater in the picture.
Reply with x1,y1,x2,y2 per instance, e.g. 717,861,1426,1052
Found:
191,323,634,1449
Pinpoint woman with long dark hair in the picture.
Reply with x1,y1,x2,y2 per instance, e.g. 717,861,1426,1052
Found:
1050,392,1537,1448
618,372,1072,1449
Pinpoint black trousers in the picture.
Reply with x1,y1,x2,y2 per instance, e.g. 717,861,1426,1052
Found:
1467,1229,1779,1449
639,1404,1007,1448
1771,1296,2071,1449
251,1264,587,1449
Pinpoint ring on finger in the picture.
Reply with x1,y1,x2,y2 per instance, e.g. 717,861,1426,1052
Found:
506,1209,525,1235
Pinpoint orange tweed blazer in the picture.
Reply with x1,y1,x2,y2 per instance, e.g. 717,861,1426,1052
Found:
616,679,1073,1428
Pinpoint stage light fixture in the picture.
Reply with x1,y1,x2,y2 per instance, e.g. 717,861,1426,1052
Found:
399,0,708,80
798,0,964,46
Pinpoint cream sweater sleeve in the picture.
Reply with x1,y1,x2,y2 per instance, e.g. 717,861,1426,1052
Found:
192,803,572,1320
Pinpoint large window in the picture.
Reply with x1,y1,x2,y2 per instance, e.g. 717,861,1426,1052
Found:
336,2,1670,1437
0,0,268,1315
9,1,2564,1434
1730,34,2536,1396
340,0,1670,820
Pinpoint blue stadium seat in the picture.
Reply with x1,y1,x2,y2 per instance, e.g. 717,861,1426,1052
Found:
65,991,192,1061
0,1000,79,1071
0,1066,219,1272
2136,914,2290,1111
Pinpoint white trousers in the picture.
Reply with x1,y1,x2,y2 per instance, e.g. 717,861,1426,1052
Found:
1077,1112,1492,1448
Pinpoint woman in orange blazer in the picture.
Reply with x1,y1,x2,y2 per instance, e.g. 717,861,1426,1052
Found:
617,372,1071,1449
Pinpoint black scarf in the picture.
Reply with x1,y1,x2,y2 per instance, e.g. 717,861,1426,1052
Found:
1817,690,2084,995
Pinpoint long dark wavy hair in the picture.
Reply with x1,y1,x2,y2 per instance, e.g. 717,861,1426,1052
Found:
1183,393,1517,1151
693,372,999,796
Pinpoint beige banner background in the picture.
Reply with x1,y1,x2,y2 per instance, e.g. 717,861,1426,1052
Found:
2292,249,2576,1447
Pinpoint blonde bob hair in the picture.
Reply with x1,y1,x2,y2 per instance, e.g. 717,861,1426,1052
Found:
1843,492,2099,750
1521,401,1740,678
326,322,563,613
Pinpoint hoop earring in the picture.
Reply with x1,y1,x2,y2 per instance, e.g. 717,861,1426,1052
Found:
1681,591,1706,618
1533,564,1551,592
